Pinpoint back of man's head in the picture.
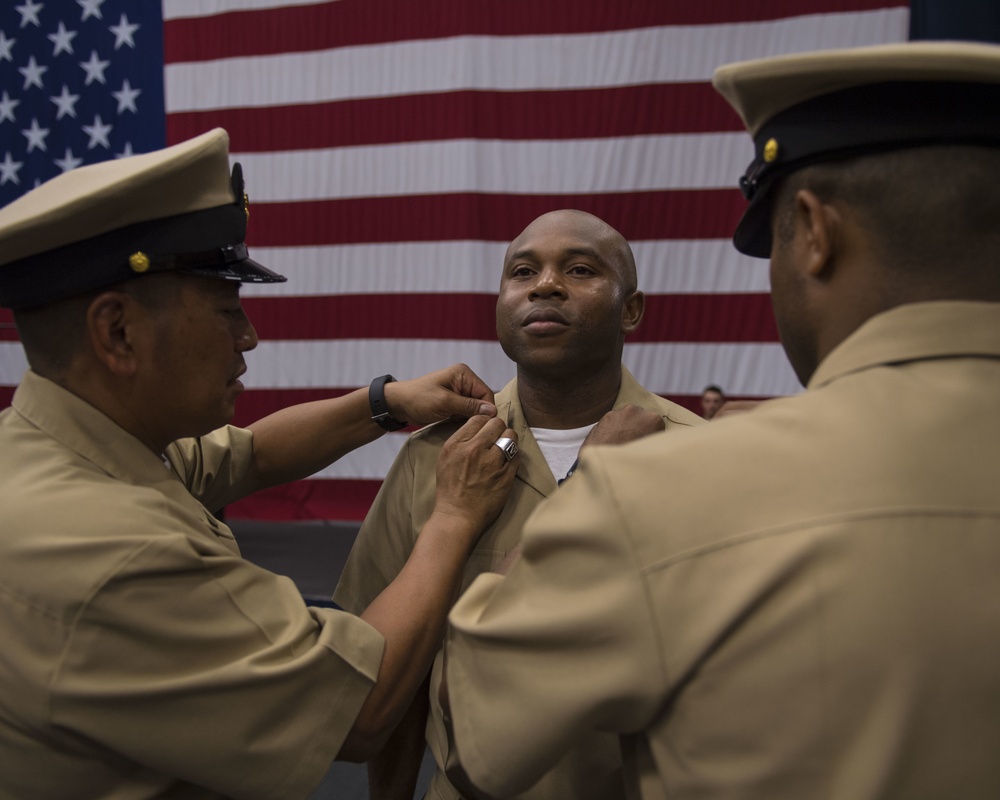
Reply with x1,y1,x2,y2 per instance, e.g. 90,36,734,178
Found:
713,40,1000,275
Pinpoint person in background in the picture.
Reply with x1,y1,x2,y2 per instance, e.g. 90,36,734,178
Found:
700,384,726,419
440,41,1000,799
0,128,519,799
335,209,703,800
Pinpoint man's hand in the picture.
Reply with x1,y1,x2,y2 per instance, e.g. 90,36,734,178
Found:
434,416,519,538
384,364,497,425
581,404,665,450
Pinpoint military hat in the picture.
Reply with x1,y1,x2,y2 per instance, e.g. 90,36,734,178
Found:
0,128,285,310
713,41,1000,257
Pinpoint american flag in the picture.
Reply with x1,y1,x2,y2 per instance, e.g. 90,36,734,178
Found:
0,0,909,521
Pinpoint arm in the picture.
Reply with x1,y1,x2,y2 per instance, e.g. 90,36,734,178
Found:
337,414,519,762
368,677,431,800
245,364,497,492
440,450,663,797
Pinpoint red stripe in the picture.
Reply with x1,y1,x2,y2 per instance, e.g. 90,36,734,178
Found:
0,308,16,342
640,294,778,343
246,190,748,247
168,84,744,151
241,292,777,343
0,385,13,409
165,0,907,63
226,478,382,522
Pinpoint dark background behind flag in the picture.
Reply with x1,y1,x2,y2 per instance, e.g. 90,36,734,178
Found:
1,1,912,522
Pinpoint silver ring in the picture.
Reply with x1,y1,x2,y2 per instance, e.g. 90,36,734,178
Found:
493,436,518,462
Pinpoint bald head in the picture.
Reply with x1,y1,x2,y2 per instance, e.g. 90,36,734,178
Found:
504,210,637,293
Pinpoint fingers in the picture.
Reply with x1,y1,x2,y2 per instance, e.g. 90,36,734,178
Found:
388,366,498,426
448,363,496,408
449,414,507,446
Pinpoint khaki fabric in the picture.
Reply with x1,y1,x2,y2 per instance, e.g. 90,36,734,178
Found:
0,372,384,800
447,301,1000,799
335,367,703,799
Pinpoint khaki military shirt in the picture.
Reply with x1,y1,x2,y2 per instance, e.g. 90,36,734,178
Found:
445,301,1000,799
335,367,703,799
0,372,384,800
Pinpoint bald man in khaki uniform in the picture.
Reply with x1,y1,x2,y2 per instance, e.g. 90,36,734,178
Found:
0,129,518,799
442,42,1000,798
335,210,702,799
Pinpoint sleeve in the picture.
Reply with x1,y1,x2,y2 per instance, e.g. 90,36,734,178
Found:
50,533,385,800
444,451,667,798
164,425,256,513
333,434,424,614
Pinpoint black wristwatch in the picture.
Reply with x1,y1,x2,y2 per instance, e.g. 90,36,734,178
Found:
369,374,408,431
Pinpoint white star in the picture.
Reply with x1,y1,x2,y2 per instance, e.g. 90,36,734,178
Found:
109,13,138,49
0,91,20,124
112,78,140,114
0,152,24,186
50,84,80,119
47,21,76,56
115,141,134,159
82,114,112,149
19,55,47,90
0,30,15,62
79,49,109,85
54,147,83,172
77,0,105,21
15,0,44,28
22,117,50,153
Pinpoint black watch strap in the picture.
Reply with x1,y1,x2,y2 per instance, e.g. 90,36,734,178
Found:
369,374,408,431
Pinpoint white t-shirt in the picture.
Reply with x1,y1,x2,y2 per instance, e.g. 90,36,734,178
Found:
530,424,595,484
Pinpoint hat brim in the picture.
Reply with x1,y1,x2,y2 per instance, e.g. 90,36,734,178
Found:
180,255,286,284
732,181,776,258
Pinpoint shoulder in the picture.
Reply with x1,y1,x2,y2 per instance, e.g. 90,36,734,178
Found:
619,370,705,429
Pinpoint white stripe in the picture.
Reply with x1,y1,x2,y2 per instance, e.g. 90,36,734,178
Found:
624,342,801,397
237,339,796,397
234,134,751,201
165,11,908,112
4,338,793,396
163,0,335,20
310,432,408,480
239,240,770,298
242,339,515,391
0,346,28,386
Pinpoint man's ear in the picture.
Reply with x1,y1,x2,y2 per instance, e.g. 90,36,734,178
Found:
795,189,841,281
621,289,645,335
86,292,141,376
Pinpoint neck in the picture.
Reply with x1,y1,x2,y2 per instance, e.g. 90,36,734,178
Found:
58,363,169,455
515,364,622,429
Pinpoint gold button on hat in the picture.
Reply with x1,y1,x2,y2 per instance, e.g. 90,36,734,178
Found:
0,128,286,311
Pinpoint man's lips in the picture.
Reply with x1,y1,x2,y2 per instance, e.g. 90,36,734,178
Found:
521,309,570,332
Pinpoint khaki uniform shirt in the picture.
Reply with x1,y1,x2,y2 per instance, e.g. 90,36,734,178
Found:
0,372,384,800
335,367,703,799
446,301,1000,800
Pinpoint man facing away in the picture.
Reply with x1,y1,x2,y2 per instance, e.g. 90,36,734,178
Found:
441,41,1000,799
0,128,519,799
334,209,703,799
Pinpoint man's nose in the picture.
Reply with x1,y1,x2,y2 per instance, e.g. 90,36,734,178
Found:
237,316,259,351
530,267,565,297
